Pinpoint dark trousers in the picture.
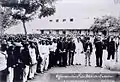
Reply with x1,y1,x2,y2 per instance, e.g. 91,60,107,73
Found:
0,68,7,82
69,51,74,65
37,58,42,73
54,50,60,66
107,51,115,60
59,52,67,66
85,50,91,66
95,51,103,67
49,51,55,68
14,66,23,82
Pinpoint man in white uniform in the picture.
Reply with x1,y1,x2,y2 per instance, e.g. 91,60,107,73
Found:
39,40,50,73
28,42,37,79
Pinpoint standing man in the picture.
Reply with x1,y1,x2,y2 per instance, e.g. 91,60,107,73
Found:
94,36,104,67
49,40,55,68
68,38,76,66
21,42,32,82
7,43,15,82
13,42,24,82
84,37,92,66
28,41,37,79
52,39,57,67
0,42,8,82
107,37,116,60
57,37,67,67
39,40,50,73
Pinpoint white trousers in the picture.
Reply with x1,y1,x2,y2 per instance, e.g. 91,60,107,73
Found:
40,54,49,72
29,64,37,78
23,65,29,82
7,67,14,82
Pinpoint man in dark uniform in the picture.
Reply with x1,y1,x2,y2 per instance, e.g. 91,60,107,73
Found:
7,43,15,82
55,38,60,66
102,36,109,50
107,37,116,60
94,36,104,67
13,43,24,82
68,38,76,65
57,37,67,67
21,42,32,82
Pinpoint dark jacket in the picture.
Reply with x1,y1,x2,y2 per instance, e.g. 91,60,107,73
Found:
102,38,109,49
57,41,67,52
107,41,115,52
95,41,103,53
84,41,92,53
68,42,76,52
7,47,15,67
13,47,23,65
21,48,32,66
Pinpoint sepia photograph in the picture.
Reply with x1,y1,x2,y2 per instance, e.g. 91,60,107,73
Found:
0,0,120,82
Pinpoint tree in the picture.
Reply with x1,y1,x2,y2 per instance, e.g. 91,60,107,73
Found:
0,0,56,36
90,15,120,35
0,7,19,34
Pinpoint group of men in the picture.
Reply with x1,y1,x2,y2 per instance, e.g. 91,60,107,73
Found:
83,35,119,67
0,34,119,82
0,35,77,82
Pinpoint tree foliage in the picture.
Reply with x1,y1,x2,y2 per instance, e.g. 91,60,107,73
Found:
1,0,56,21
90,15,120,32
0,7,19,32
0,0,57,35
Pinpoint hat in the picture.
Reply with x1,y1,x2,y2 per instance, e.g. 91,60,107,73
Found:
29,40,36,43
8,42,13,47
14,42,23,47
1,40,7,45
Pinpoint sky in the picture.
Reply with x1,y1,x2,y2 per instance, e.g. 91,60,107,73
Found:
5,0,120,34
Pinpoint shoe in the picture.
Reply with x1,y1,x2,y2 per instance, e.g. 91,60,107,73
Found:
61,65,66,67
45,69,48,71
99,66,102,68
28,78,34,80
40,71,44,74
79,64,81,65
95,66,99,67
32,77,35,79
35,73,38,75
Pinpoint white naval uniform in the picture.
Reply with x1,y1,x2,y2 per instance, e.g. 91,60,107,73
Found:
39,44,50,72
29,47,37,79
